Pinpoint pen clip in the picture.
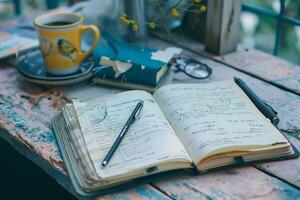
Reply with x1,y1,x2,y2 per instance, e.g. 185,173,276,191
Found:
133,101,143,120
134,107,142,119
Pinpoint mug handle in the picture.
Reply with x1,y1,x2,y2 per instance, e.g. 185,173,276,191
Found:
78,25,100,63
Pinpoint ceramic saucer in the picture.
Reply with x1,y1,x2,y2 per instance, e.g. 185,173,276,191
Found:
17,49,96,86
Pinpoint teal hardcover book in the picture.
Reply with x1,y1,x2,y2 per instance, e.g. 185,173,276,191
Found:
92,33,181,88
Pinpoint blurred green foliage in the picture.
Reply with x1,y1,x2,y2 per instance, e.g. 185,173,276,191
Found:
240,0,300,65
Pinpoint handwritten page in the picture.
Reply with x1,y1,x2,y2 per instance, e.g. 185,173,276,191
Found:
153,81,288,163
73,90,191,178
62,105,100,182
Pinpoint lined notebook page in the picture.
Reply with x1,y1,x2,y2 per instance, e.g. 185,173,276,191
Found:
73,90,191,178
153,81,288,163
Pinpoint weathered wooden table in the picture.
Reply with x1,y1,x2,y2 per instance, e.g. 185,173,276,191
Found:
1,31,300,199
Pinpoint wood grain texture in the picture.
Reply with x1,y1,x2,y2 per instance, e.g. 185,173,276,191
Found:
256,134,300,189
153,33,300,95
212,46,300,95
0,65,64,172
205,0,241,55
94,185,172,200
153,167,300,200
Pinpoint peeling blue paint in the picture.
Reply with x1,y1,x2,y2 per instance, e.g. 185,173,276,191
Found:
110,194,131,200
0,102,62,160
136,186,169,199
40,130,62,158
2,105,35,135
209,187,225,199
276,182,300,199
40,131,55,143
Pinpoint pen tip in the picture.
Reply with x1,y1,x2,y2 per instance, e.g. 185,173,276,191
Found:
102,161,107,167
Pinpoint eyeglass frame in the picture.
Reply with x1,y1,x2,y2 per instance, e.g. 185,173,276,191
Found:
168,56,213,79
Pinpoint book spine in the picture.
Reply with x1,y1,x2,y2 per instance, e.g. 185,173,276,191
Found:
95,64,160,87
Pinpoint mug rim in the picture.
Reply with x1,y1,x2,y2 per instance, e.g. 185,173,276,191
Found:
34,12,83,29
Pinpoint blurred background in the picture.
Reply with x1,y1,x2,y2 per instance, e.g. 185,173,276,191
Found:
240,0,300,65
1,0,299,64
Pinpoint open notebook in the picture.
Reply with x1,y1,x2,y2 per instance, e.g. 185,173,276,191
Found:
52,81,298,197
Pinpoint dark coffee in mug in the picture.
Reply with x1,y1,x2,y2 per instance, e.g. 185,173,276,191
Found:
44,21,73,26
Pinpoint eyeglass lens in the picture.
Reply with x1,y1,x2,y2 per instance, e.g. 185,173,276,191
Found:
171,57,212,79
185,62,210,78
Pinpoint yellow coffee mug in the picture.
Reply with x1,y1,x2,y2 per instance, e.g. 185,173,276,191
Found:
34,13,100,75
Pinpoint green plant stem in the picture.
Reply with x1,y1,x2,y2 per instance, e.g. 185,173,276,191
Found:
157,0,184,41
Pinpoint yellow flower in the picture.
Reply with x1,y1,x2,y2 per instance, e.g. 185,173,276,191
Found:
171,8,180,17
194,0,201,3
132,24,139,31
120,15,130,26
148,22,156,29
199,5,206,12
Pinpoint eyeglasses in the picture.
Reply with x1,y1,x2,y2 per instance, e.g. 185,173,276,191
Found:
169,57,212,79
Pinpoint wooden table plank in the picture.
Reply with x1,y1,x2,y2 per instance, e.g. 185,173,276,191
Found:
256,135,300,189
94,185,172,200
212,46,300,95
153,33,300,95
153,166,300,200
0,65,65,172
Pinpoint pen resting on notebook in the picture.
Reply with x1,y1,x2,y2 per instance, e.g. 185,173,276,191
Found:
101,100,144,167
234,77,279,125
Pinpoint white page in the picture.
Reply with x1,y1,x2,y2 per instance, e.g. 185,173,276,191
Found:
153,81,288,163
73,90,192,178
